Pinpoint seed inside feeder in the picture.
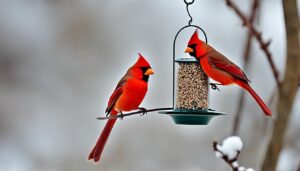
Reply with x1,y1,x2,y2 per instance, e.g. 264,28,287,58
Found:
176,62,208,110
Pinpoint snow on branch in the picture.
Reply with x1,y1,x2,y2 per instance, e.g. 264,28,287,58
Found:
213,136,254,171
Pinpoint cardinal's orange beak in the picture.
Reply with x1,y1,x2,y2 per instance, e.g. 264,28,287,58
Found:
144,68,154,75
185,47,194,53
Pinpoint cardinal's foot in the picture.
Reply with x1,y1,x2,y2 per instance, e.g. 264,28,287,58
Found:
210,83,222,91
119,111,124,120
138,107,148,116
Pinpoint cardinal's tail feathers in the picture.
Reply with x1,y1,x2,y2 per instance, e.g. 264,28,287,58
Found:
237,81,272,117
88,110,118,163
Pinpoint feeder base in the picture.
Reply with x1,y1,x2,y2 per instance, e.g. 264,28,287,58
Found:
159,109,225,125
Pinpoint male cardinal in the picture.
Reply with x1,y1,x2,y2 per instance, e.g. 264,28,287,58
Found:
185,30,272,117
88,54,154,163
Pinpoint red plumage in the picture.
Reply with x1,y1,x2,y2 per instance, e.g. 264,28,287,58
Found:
88,110,117,163
88,54,154,163
134,53,152,67
185,30,272,117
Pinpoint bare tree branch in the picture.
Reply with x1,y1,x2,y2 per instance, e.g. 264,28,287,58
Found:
225,0,281,87
262,0,300,170
232,0,259,135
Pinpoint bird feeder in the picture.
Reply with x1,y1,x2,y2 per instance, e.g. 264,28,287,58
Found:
159,24,225,125
97,0,225,125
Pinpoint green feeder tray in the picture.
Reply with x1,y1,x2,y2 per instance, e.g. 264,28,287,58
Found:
159,109,225,125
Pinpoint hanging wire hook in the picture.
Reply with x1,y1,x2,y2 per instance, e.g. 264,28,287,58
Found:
184,0,195,25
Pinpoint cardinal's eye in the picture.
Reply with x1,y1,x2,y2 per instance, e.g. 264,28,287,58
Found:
140,67,148,72
189,44,196,49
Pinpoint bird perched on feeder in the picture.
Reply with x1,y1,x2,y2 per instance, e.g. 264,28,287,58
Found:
88,54,154,163
185,30,272,117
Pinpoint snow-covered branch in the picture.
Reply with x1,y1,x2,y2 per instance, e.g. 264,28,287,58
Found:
213,136,254,171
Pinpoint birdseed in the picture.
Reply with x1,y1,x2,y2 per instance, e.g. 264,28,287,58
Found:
176,62,208,110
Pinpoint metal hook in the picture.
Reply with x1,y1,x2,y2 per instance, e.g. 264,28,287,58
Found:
184,0,195,25
184,0,195,5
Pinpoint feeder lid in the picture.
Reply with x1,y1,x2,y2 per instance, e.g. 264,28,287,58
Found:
175,56,198,63
159,108,225,125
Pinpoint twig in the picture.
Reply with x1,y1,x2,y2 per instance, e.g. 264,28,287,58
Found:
213,141,240,171
226,0,281,87
232,0,259,135
96,107,173,120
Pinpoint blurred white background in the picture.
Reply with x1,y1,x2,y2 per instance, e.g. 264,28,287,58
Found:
0,0,299,171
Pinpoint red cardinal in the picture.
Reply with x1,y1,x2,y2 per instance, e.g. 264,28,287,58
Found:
88,54,154,163
185,30,272,117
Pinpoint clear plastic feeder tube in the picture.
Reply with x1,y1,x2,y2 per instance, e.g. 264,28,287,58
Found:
175,58,208,110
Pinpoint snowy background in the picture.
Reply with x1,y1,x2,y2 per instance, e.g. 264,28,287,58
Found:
0,0,299,171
